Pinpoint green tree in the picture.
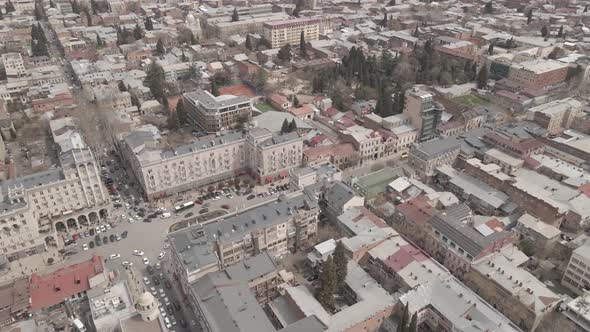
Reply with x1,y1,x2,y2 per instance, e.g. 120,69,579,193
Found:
541,25,548,38
396,305,409,332
5,0,15,12
484,1,492,14
176,97,187,126
83,7,92,26
277,43,292,62
381,11,388,27
299,31,306,56
133,23,143,40
211,79,220,96
145,16,154,30
526,9,533,25
231,7,239,22
316,257,337,309
34,0,46,21
96,33,103,47
333,241,348,290
476,66,488,89
118,80,127,92
292,95,300,107
146,63,166,101
280,119,289,133
156,38,165,55
0,9,3,20
408,313,417,332
288,119,297,132
518,239,535,257
557,25,563,38
49,0,55,8
71,0,80,13
254,68,268,93
293,0,303,17
487,42,494,55
245,34,253,50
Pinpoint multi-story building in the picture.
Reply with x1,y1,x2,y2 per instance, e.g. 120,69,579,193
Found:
0,118,111,261
508,59,569,91
465,253,561,332
408,136,461,182
263,17,320,49
1,53,26,79
207,13,290,39
339,125,383,166
120,127,302,200
563,242,590,295
183,90,252,133
403,86,443,142
563,292,590,332
168,191,319,294
527,98,583,135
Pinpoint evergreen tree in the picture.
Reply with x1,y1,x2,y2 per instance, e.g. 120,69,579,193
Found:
156,38,165,55
145,16,154,30
96,34,102,47
118,80,127,92
541,25,548,38
388,0,396,5
396,305,409,332
146,63,166,101
83,8,92,26
293,95,300,107
133,23,143,40
381,11,388,27
288,119,297,132
408,313,417,332
181,50,188,62
487,42,494,55
316,257,337,309
585,5,588,13
5,0,15,12
190,31,198,45
245,34,253,50
49,0,55,8
211,79,219,96
34,0,46,21
231,7,239,22
176,97,187,126
392,85,405,114
526,9,533,25
476,66,488,89
0,9,3,20
299,31,306,56
71,0,80,13
557,25,563,38
333,241,348,290
484,1,492,14
277,43,292,62
130,93,140,107
254,68,268,93
280,119,289,133
293,0,303,17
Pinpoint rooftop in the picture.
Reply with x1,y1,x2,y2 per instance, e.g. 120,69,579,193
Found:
184,90,250,112
411,137,461,160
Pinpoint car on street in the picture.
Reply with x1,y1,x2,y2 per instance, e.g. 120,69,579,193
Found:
106,224,111,230
100,225,106,232
96,226,101,234
128,218,134,223
122,261,133,266
156,263,161,270
247,194,255,200
143,257,149,265
116,234,121,241
221,204,230,209
133,250,144,256
164,280,172,289
82,244,88,251
153,276,161,286
147,266,154,274
143,277,150,285
158,252,166,259
109,254,120,260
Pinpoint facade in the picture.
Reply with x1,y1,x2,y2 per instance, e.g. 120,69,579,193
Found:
527,98,583,135
403,86,443,142
183,90,252,133
339,125,383,165
563,293,590,332
508,59,569,91
263,17,321,49
1,53,26,78
408,136,461,182
208,13,290,39
120,127,302,200
563,242,590,295
0,118,111,261
0,277,29,327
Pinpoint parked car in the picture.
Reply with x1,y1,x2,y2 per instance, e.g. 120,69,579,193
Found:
221,204,230,210
109,253,120,260
247,194,256,200
133,250,144,256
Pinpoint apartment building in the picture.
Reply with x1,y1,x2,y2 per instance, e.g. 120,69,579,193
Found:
1,53,26,79
183,90,252,133
465,253,561,331
404,86,443,142
408,136,461,182
508,59,569,91
339,125,383,166
563,293,590,332
168,191,319,294
120,127,302,200
263,17,320,49
0,118,111,261
207,13,290,39
527,98,583,135
563,242,590,295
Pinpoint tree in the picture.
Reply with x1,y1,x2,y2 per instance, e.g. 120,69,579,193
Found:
211,79,220,96
245,34,253,50
541,25,548,38
0,9,3,20
333,241,348,290
293,0,303,17
293,95,300,107
299,31,306,56
71,0,80,13
231,7,239,22
146,63,166,101
133,23,143,40
408,313,417,332
207,185,215,192
281,119,289,133
47,257,54,264
156,38,165,55
487,42,494,55
484,1,492,14
316,256,337,309
526,9,533,25
49,0,55,8
145,16,154,30
89,241,95,248
83,8,92,26
34,0,46,21
518,239,535,257
288,119,297,132
476,66,488,89
103,236,108,243
254,68,268,93
277,43,292,62
381,11,388,27
585,5,588,13
557,25,563,38
5,0,15,12
388,0,396,5
396,305,409,332
96,34,103,48
176,97,187,126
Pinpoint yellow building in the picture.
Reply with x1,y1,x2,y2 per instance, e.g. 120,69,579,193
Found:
263,17,320,49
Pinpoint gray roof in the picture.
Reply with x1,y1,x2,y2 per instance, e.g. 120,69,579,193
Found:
258,132,301,148
411,137,461,160
429,204,513,258
184,90,250,113
281,316,326,332
324,182,360,213
169,228,218,275
253,111,313,133
1,169,64,192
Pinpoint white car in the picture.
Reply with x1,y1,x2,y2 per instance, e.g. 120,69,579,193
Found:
143,257,149,265
96,226,101,234
128,218,134,224
133,250,144,256
122,261,133,266
106,224,111,230
83,244,89,251
159,207,165,211
109,253,120,260
134,215,141,220
100,225,106,232
164,243,170,249
156,263,161,270
213,196,221,200
143,277,150,285
158,252,166,259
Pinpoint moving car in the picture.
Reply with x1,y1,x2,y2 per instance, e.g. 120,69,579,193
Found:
158,252,166,259
133,250,144,256
109,254,121,260
143,257,149,265
82,244,88,251
122,261,133,266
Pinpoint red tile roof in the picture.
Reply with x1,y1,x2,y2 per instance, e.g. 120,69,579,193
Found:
396,195,435,226
219,84,257,98
383,244,428,272
30,255,104,311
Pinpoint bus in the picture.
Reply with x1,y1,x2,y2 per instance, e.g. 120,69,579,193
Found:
73,318,86,332
174,201,195,213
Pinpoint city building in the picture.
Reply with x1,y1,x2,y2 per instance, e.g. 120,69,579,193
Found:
403,86,443,142
1,53,26,79
465,253,561,331
120,127,303,200
322,181,365,222
208,13,290,39
183,89,252,133
0,277,29,327
399,277,521,332
408,137,461,182
527,98,583,135
508,59,569,91
263,17,321,49
563,292,590,332
563,242,590,295
339,125,383,165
